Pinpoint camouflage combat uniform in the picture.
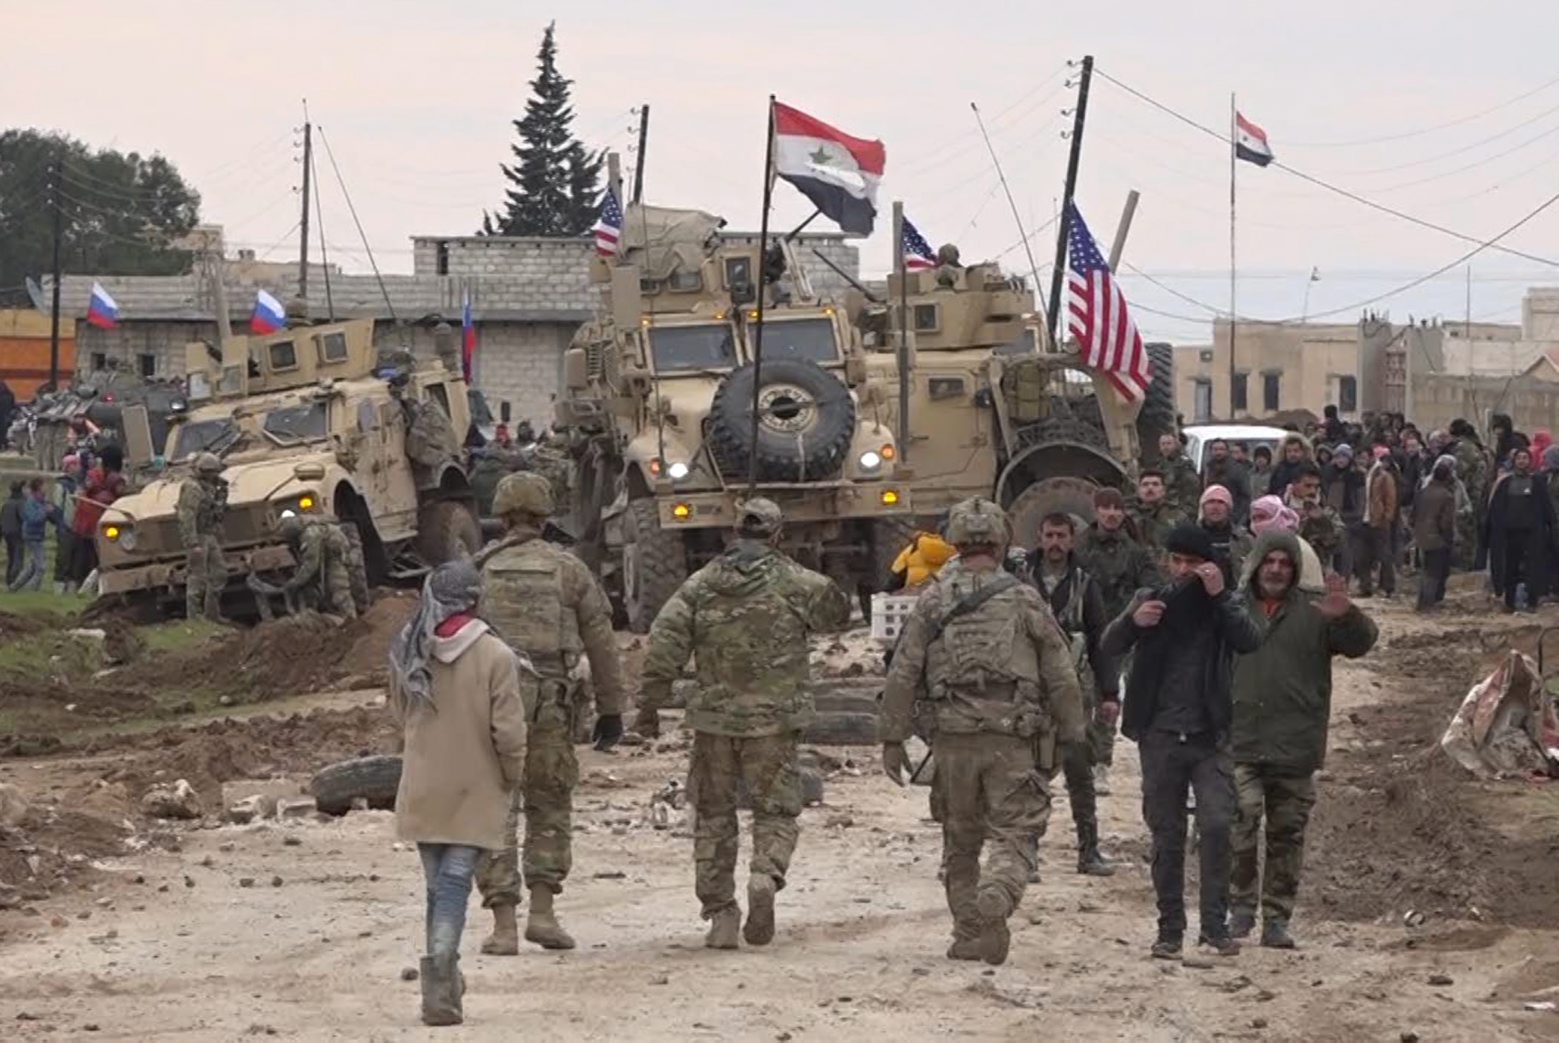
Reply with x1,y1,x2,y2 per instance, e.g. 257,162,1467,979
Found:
473,522,624,910
1289,494,1344,568
1128,498,1187,557
1161,452,1203,517
176,458,227,622
282,517,357,618
1452,438,1490,571
880,501,1085,959
640,509,850,932
1075,524,1161,767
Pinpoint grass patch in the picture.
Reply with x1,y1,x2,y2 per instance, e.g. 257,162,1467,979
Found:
0,588,84,620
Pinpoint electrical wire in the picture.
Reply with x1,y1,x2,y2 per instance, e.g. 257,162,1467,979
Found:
1093,67,1559,269
317,126,396,323
1283,72,1559,148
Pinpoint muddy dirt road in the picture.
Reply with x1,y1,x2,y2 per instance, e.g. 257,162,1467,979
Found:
2,594,1557,1040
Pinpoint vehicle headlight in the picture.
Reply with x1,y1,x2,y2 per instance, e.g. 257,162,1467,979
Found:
279,508,297,520
858,450,882,472
102,524,121,542
667,461,690,480
297,494,316,511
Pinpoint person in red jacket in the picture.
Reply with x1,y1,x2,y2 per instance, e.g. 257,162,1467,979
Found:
72,444,126,588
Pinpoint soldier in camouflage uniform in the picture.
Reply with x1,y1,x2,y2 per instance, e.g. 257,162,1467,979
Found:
1157,432,1204,517
1285,464,1344,569
474,472,625,954
1076,486,1161,792
272,515,357,619
880,498,1085,966
176,452,228,622
1128,470,1188,556
637,499,850,950
1449,419,1490,571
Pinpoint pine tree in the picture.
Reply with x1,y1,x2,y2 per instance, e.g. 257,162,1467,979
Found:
481,22,604,237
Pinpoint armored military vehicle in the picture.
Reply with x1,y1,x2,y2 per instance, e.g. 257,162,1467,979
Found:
92,318,481,610
555,203,913,630
861,252,1175,547
30,364,190,472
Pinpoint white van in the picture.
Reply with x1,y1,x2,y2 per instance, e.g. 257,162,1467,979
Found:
1182,424,1290,475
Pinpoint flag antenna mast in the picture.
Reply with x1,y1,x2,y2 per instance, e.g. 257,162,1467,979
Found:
971,101,1049,326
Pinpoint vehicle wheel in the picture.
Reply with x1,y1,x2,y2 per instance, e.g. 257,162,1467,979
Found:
1015,416,1110,453
1007,475,1108,541
708,358,856,482
622,499,687,633
802,713,879,746
1135,342,1178,463
416,500,482,566
311,754,402,816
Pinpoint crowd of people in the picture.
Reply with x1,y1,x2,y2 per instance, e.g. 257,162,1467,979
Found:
2,443,124,594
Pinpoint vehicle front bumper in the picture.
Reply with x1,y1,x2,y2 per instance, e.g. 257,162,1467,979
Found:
98,543,298,595
654,480,912,530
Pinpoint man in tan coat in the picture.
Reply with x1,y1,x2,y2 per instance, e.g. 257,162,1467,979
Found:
390,559,531,1026
1357,447,1399,598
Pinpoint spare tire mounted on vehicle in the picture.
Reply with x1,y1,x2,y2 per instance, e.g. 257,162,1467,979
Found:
708,358,856,482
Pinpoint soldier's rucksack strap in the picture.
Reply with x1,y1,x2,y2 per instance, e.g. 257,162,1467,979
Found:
927,574,1019,646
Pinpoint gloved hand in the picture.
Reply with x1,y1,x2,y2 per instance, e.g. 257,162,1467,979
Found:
591,713,624,751
632,707,661,739
881,741,910,787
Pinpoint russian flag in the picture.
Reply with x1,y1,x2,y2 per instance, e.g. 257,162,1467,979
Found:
86,282,119,329
251,289,287,334
461,290,475,383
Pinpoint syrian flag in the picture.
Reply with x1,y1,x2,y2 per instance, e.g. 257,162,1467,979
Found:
772,102,884,237
251,289,287,334
1235,112,1274,167
86,282,119,329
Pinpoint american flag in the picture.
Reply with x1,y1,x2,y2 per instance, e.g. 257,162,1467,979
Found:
902,217,936,272
1065,202,1151,402
592,188,623,257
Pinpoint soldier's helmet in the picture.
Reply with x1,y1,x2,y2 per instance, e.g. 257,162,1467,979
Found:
935,243,962,267
736,497,783,538
492,471,554,519
945,497,1010,550
193,452,224,476
276,515,305,542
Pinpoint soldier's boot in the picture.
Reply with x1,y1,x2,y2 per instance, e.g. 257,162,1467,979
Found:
705,905,741,950
419,955,463,1027
744,874,777,947
975,886,1012,967
479,903,519,956
1076,820,1115,877
1261,918,1297,950
946,923,983,961
1229,909,1256,940
524,885,576,950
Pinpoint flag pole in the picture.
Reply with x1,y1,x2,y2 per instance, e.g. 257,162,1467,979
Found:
748,95,777,496
1229,91,1238,418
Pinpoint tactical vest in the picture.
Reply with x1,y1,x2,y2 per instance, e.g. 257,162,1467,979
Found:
925,574,1047,737
479,538,580,680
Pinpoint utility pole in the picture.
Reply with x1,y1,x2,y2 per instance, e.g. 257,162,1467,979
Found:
207,230,232,346
1106,189,1140,269
47,160,62,390
1047,55,1093,342
298,113,313,300
607,151,623,208
631,105,650,204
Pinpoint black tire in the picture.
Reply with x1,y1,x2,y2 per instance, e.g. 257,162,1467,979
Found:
708,358,856,481
310,754,402,816
622,498,687,633
1014,416,1110,453
1008,476,1108,539
1136,342,1177,464
811,680,883,715
416,500,482,566
802,713,878,746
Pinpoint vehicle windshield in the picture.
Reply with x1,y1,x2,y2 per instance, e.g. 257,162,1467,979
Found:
996,327,1038,356
262,401,328,445
171,418,238,460
760,318,839,364
648,324,738,373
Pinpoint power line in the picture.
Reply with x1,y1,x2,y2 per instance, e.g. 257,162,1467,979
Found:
1283,72,1559,148
316,126,396,323
1119,262,1222,314
1321,96,1559,178
1093,67,1559,269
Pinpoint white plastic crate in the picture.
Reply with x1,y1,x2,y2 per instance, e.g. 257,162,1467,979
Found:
870,593,920,644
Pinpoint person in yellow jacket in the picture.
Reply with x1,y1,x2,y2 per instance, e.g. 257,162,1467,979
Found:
890,526,957,590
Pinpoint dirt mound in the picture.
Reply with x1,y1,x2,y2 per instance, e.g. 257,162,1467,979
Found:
0,806,130,892
0,611,48,642
87,706,398,810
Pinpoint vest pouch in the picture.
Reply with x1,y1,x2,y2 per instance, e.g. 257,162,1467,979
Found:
939,611,1019,690
483,556,567,670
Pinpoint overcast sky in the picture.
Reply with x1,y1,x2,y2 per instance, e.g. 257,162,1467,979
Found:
11,1,1559,342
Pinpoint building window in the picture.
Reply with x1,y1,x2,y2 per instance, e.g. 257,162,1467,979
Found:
436,241,450,276
1338,374,1357,413
90,351,108,372
137,353,156,378
1232,372,1248,412
1193,379,1213,422
1263,372,1281,412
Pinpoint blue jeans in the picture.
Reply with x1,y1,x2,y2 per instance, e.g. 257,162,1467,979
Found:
418,843,481,959
8,539,44,591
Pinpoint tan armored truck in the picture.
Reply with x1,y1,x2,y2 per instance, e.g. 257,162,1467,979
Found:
93,319,482,610
555,204,913,630
861,256,1175,547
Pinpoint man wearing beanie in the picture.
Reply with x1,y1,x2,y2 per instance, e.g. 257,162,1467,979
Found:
1102,523,1262,959
1077,485,1163,793
1198,484,1253,589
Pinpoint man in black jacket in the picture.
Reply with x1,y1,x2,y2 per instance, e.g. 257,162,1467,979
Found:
1102,524,1263,959
1024,512,1119,877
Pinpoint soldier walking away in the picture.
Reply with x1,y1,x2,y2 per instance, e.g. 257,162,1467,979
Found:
388,559,532,1027
1156,432,1204,518
473,472,626,954
1230,533,1376,948
638,499,850,950
880,498,1084,966
1076,486,1162,795
1102,523,1262,959
264,515,358,619
1021,512,1120,877
176,453,228,622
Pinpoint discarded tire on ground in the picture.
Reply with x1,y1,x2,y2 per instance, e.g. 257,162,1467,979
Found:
310,754,402,816
802,713,878,746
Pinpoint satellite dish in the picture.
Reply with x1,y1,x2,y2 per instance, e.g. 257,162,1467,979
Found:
24,277,47,315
